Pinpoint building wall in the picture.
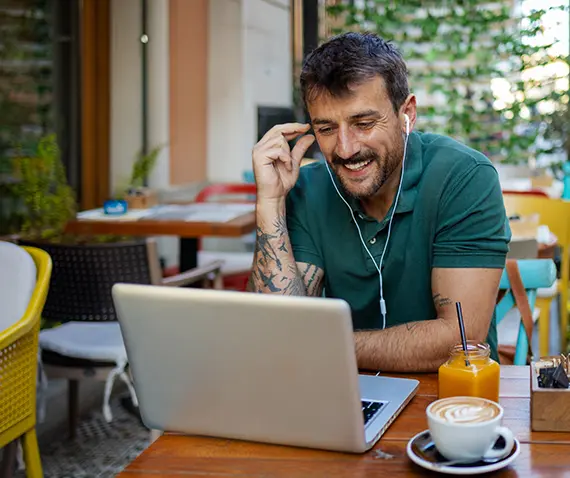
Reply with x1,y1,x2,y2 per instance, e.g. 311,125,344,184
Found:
243,0,293,166
148,0,179,267
110,0,177,267
110,0,142,193
109,0,292,261
208,0,292,182
148,0,170,189
207,0,245,183
169,0,209,185
111,0,292,188
111,0,206,192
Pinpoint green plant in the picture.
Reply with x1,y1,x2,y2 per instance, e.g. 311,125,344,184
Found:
540,92,570,176
11,134,132,244
0,0,54,165
128,144,164,191
0,1,55,236
12,134,76,240
325,0,569,165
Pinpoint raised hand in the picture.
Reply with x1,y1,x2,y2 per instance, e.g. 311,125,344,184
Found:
252,123,315,201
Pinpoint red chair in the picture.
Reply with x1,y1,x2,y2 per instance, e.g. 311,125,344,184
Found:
195,183,257,203
164,183,256,291
502,189,549,198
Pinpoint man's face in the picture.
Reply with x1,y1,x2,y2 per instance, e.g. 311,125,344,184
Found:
308,77,404,200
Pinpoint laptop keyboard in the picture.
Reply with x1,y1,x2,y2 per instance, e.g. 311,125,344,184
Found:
362,400,386,425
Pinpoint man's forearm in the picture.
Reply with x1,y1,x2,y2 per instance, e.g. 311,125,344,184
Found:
355,319,459,372
246,200,306,295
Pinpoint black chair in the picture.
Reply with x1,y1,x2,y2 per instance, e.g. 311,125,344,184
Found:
19,237,223,438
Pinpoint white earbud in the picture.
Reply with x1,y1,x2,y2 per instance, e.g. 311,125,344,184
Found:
325,114,411,330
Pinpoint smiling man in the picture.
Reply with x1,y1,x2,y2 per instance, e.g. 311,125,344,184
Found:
246,32,511,372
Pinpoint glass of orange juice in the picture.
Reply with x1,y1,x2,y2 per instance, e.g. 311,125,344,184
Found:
438,341,500,403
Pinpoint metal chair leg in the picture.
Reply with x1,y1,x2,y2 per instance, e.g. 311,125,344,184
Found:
69,380,80,439
22,429,43,478
1,440,18,478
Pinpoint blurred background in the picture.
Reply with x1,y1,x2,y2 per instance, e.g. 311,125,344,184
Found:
1,1,569,476
1,0,569,256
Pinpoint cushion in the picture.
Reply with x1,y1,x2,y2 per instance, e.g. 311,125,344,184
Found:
537,279,558,298
0,242,36,331
39,322,127,363
41,349,117,368
198,251,253,275
39,321,137,423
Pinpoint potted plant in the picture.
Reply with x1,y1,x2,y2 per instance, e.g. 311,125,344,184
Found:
7,134,138,336
10,133,76,242
10,133,128,245
123,144,164,209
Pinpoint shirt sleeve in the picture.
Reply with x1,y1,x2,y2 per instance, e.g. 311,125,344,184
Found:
285,181,325,269
432,163,511,269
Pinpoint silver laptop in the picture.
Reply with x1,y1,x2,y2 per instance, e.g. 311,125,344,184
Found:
112,284,419,453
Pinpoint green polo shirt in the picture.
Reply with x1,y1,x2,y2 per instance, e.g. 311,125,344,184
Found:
286,131,511,362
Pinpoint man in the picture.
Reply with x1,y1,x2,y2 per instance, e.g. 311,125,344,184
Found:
247,32,510,372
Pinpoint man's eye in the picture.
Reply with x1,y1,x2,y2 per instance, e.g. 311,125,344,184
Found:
318,127,333,135
357,122,375,129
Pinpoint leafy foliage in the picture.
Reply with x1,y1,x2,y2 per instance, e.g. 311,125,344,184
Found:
0,0,54,166
129,144,164,190
325,0,569,164
11,134,76,240
0,0,55,235
10,134,131,244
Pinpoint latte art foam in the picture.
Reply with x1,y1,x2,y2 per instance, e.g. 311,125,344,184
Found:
430,398,499,424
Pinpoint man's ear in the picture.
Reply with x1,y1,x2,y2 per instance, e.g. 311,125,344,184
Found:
400,94,417,133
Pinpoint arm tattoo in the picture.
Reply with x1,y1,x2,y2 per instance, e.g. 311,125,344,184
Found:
256,227,282,271
433,293,452,308
301,263,323,296
273,215,288,236
248,213,302,294
248,212,323,297
406,322,419,332
246,270,256,292
282,264,306,295
258,269,282,292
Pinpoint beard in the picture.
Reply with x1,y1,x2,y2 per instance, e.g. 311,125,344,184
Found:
329,135,405,200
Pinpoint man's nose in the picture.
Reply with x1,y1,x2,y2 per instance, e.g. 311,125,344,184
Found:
334,128,360,159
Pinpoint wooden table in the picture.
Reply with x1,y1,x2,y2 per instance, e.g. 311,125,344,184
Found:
118,366,570,477
65,207,256,271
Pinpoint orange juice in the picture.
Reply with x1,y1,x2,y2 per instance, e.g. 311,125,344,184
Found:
438,342,500,403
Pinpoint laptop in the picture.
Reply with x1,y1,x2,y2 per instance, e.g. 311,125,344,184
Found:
111,284,419,453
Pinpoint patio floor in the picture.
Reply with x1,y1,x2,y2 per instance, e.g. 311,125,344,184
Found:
16,395,149,478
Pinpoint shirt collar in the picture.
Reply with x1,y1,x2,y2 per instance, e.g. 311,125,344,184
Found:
332,131,423,219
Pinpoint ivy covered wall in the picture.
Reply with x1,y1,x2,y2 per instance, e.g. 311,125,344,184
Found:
324,0,569,166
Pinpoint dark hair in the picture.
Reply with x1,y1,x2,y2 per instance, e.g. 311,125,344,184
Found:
300,32,409,113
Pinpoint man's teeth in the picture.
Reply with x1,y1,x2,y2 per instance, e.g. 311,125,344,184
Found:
344,160,372,171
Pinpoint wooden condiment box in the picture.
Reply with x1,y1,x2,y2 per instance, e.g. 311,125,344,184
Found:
530,361,570,432
125,188,158,209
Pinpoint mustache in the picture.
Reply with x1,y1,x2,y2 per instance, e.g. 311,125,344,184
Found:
331,150,379,166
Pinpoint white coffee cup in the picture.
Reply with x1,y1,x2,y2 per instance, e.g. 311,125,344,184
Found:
426,396,514,462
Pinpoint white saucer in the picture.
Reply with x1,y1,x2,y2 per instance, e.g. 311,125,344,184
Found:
406,429,520,475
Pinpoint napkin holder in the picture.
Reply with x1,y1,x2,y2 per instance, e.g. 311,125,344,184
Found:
125,188,158,209
530,359,570,432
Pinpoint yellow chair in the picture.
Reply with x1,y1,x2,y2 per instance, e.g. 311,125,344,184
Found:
503,194,570,354
0,246,52,478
